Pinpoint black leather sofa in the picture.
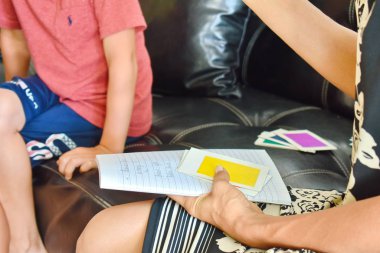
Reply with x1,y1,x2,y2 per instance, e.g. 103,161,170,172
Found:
0,0,355,252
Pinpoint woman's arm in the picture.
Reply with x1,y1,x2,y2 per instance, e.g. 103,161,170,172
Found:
57,29,137,179
243,0,357,98
242,195,380,252
0,28,30,80
172,167,380,253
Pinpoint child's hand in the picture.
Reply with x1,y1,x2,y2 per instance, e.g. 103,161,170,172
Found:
57,145,112,180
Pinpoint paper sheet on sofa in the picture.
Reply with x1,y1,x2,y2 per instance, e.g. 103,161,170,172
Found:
96,149,291,205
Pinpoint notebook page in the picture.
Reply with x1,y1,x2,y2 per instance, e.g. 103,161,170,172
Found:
97,149,291,205
97,151,211,196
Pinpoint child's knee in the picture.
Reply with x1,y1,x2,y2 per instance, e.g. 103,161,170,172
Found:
0,89,25,132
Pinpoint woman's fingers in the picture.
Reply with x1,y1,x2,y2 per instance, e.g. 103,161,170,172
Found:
212,166,230,185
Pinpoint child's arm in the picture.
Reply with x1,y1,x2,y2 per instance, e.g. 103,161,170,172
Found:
100,29,137,153
57,29,137,180
243,0,357,99
0,28,30,80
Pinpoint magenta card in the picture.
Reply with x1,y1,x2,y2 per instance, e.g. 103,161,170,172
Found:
282,132,327,148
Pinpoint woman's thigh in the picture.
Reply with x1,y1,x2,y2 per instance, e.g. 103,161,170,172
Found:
77,200,154,253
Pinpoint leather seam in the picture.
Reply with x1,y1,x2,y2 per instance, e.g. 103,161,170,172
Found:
145,133,163,145
169,122,240,144
175,142,204,149
321,79,330,109
124,143,147,150
282,169,346,179
241,22,267,85
154,112,185,125
39,164,111,209
234,7,253,88
263,106,321,127
329,152,350,177
349,0,358,29
208,98,253,126
152,93,163,98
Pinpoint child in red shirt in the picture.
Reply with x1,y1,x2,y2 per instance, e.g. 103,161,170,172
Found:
0,0,152,251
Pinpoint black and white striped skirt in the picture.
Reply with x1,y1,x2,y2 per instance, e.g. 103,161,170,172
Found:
142,187,344,253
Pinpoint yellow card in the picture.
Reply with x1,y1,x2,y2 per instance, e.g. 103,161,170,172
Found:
197,156,261,187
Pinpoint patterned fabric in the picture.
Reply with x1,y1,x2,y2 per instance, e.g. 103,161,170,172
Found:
345,0,380,202
143,188,344,253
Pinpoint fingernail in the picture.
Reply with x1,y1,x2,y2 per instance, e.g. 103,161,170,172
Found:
216,166,224,172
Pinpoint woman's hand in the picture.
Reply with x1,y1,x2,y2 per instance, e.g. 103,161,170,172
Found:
170,166,264,244
57,145,112,180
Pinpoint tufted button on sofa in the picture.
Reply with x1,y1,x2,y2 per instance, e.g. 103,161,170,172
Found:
0,0,355,251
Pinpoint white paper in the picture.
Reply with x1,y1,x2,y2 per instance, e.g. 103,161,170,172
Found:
96,149,291,205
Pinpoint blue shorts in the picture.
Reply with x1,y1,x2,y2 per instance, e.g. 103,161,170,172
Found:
1,75,139,167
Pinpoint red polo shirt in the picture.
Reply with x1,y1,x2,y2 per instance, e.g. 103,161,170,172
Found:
0,0,152,136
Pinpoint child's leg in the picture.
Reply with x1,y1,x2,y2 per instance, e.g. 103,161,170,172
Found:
0,204,10,253
76,200,154,253
0,89,46,252
22,103,103,167
0,74,140,251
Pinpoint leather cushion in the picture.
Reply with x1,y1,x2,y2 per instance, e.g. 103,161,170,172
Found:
140,0,252,98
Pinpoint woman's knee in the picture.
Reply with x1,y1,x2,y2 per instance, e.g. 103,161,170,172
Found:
77,200,154,253
0,89,25,132
76,208,112,253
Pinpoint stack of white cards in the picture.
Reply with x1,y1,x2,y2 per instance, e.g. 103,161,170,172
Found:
177,148,271,197
255,129,337,153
